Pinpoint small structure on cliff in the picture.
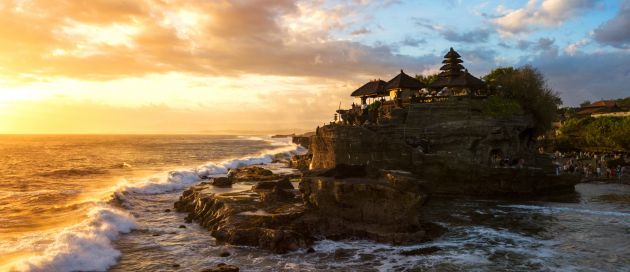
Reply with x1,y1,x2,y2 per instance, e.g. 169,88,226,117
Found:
385,70,426,101
350,79,388,105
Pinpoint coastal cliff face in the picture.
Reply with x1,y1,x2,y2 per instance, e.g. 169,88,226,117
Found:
308,99,578,196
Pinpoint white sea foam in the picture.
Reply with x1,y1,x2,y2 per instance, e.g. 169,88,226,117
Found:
117,143,304,196
9,138,305,272
501,204,630,218
13,204,136,272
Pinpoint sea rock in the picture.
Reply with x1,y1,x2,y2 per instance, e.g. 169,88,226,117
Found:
174,171,443,253
399,246,441,256
299,176,444,244
201,263,239,272
288,154,312,172
210,177,232,187
174,182,311,254
227,166,280,183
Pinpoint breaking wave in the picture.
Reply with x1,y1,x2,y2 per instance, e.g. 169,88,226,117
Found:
12,204,135,272
9,139,303,272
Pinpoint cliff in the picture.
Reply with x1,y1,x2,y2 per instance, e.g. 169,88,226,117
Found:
309,98,579,196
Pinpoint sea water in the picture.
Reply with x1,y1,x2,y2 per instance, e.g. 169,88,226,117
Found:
1,135,629,272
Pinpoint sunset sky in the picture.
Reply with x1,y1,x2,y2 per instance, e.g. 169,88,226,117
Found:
0,0,628,134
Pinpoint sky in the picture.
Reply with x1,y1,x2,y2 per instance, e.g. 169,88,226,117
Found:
0,0,628,134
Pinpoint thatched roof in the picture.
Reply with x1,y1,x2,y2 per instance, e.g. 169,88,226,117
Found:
385,70,425,90
444,47,461,58
350,79,387,97
430,71,484,89
440,63,465,71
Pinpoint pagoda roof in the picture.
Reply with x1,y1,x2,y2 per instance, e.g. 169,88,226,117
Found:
350,79,388,97
444,47,461,58
440,63,465,71
430,72,484,89
442,58,463,64
385,70,426,90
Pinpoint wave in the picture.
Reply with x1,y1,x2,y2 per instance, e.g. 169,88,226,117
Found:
500,204,630,217
12,204,135,272
8,138,304,272
115,143,304,196
38,167,109,178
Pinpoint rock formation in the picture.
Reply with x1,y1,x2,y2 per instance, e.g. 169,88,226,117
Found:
174,165,444,253
307,98,580,196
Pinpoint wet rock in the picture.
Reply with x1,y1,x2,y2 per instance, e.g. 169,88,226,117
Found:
201,263,239,272
289,154,312,172
210,177,232,187
219,251,230,257
176,174,443,254
174,183,311,254
172,264,180,268
399,246,441,256
306,247,315,254
164,209,171,212
299,177,444,244
227,166,279,183
179,225,186,229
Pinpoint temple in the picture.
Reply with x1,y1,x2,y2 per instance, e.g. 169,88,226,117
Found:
340,47,486,125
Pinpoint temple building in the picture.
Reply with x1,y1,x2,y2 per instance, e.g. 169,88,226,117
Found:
350,79,387,105
350,47,484,107
384,70,425,100
430,47,484,96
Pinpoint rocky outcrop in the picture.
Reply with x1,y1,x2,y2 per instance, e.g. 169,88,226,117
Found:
227,166,282,183
292,132,314,149
288,154,312,172
175,167,443,253
174,178,310,253
298,174,444,244
310,99,580,196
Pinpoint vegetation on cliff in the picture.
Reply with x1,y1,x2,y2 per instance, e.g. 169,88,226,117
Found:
483,65,562,136
481,96,523,118
557,117,630,151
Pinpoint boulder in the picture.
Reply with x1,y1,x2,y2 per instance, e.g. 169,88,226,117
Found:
227,166,280,183
210,177,232,187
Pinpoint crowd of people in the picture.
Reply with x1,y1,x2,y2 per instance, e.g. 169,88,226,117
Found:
552,151,629,181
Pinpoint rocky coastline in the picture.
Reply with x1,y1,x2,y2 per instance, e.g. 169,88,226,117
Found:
173,99,582,268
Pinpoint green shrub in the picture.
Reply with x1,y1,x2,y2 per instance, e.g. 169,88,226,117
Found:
481,96,523,117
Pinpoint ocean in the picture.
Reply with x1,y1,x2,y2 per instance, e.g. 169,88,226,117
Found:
0,135,629,271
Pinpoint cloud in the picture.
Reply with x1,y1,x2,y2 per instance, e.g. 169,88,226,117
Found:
350,27,371,35
593,0,630,48
494,0,600,35
0,0,434,82
523,51,630,106
441,28,491,43
564,38,589,55
400,37,427,47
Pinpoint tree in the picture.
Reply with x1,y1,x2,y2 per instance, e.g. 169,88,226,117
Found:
483,65,562,136
580,100,591,107
415,74,439,85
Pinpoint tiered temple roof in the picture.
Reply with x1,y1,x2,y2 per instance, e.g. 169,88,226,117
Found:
430,47,484,89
